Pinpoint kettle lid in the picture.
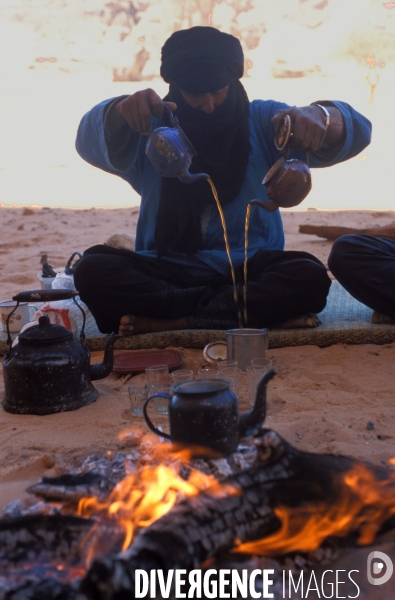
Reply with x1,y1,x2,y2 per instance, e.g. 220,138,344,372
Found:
18,315,73,345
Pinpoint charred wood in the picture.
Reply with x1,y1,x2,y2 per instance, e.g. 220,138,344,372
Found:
80,428,393,600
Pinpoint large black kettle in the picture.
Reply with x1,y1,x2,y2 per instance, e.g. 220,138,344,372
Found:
2,289,120,415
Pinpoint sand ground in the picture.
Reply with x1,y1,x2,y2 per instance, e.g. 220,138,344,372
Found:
0,206,395,513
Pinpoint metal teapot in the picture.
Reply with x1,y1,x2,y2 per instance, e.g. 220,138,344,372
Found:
145,106,209,184
143,368,276,456
2,289,121,415
256,114,312,212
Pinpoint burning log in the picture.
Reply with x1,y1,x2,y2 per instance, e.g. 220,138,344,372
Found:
79,429,395,599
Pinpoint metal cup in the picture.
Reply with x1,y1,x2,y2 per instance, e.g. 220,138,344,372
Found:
226,328,268,371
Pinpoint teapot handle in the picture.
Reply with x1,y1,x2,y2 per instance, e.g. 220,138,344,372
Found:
12,289,79,303
143,393,172,439
162,104,178,128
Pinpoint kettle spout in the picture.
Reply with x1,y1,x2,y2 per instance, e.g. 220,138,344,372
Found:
90,333,122,381
178,171,210,185
238,368,276,437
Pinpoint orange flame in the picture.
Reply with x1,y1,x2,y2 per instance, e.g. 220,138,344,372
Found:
76,431,395,564
235,463,395,556
77,432,238,561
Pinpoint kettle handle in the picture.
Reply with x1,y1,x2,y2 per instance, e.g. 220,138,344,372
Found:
143,393,172,440
12,289,79,303
11,289,87,341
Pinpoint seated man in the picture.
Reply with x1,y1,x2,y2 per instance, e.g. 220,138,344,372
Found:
328,235,395,323
74,26,371,336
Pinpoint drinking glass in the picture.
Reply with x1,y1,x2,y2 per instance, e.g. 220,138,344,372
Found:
128,385,147,416
251,358,273,371
216,360,238,369
145,364,169,394
197,368,219,379
246,360,273,405
218,366,242,398
171,369,194,386
151,384,172,415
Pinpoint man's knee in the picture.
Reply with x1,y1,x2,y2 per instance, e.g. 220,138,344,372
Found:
73,255,102,296
328,234,366,278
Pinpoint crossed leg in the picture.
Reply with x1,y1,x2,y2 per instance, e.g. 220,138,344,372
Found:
328,234,395,320
74,245,331,335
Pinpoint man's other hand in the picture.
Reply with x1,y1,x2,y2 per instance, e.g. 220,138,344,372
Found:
271,104,344,152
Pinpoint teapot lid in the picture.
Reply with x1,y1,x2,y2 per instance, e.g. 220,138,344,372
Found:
18,315,73,345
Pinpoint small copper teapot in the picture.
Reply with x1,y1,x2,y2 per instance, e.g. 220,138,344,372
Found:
145,106,209,184
143,369,276,456
256,114,312,212
2,289,120,415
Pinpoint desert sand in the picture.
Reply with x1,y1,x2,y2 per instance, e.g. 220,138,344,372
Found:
1,205,395,514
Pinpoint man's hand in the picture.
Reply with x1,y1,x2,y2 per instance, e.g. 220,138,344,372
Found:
271,104,345,153
113,89,177,135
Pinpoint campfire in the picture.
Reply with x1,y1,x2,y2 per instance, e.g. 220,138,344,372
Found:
1,427,394,600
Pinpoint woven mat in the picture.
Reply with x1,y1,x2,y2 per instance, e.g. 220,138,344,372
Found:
1,282,395,355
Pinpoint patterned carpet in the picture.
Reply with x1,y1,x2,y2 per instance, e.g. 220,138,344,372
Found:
1,281,395,354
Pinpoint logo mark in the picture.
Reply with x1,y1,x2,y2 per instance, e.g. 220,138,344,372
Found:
367,551,393,585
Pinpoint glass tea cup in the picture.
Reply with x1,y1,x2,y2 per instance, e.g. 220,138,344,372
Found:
216,359,238,369
251,358,273,371
246,360,273,406
197,368,219,379
145,364,169,394
171,369,194,386
128,384,148,416
150,384,172,415
218,366,242,398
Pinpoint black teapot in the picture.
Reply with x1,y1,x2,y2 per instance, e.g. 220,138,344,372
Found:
2,289,120,415
143,369,276,456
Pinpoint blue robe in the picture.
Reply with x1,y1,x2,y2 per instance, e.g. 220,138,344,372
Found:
76,98,372,278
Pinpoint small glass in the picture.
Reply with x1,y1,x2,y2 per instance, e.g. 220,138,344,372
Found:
151,384,172,415
246,360,273,406
145,364,169,394
197,368,219,379
218,366,242,398
216,359,238,369
251,357,273,370
171,369,194,386
128,384,148,416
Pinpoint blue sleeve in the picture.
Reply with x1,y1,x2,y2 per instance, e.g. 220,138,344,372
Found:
75,98,145,194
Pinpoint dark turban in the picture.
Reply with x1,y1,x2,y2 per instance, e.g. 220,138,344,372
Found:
160,26,244,93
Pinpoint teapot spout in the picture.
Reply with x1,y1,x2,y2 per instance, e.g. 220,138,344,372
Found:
90,333,122,381
238,368,276,437
250,199,279,212
178,171,209,185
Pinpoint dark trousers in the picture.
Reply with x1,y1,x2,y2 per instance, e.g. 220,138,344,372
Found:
328,234,395,317
74,245,331,333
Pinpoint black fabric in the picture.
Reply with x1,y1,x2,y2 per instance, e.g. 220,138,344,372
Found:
155,81,251,257
160,26,244,93
74,245,331,333
329,234,395,318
